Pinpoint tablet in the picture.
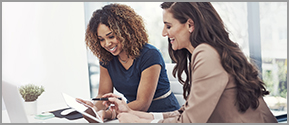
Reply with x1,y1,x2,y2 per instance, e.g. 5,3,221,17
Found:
62,93,103,123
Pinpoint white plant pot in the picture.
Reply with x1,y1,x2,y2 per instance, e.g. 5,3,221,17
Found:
23,100,37,116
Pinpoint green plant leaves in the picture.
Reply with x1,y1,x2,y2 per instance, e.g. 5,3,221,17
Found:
19,84,45,102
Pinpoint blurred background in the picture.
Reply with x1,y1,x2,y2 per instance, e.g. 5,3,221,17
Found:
2,2,287,119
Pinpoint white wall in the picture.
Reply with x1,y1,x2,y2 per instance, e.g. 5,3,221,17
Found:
2,2,90,109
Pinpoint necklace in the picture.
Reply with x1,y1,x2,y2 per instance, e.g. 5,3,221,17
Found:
118,56,129,63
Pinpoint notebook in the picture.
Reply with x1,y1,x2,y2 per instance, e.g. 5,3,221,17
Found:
61,93,103,123
2,81,29,123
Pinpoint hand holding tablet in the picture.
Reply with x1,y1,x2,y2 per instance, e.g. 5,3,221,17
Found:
62,93,104,123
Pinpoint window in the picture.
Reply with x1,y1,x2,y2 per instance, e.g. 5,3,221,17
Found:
259,2,287,115
212,2,249,56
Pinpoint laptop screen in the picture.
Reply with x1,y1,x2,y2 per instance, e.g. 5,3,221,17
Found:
2,81,29,123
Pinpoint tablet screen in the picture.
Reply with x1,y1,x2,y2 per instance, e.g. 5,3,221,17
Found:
62,93,103,123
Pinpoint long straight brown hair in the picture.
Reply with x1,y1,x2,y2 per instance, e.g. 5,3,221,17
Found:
161,2,269,113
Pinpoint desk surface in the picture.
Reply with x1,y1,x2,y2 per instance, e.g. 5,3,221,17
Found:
3,109,119,123
2,102,119,123
2,109,88,123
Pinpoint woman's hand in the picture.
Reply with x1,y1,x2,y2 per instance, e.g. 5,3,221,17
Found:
75,98,98,122
117,113,151,123
75,98,97,110
102,93,131,114
75,98,107,122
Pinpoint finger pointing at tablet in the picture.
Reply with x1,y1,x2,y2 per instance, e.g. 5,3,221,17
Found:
102,93,131,113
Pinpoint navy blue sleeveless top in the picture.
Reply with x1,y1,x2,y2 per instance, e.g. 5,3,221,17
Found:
100,43,180,112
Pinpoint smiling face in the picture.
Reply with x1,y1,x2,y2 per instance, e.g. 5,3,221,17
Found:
97,23,124,56
162,9,193,51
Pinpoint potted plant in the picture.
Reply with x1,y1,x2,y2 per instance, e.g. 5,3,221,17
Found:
19,84,45,115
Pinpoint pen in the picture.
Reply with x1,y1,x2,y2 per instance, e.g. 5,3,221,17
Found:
92,97,122,101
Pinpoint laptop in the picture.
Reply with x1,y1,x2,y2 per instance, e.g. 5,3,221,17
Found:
61,93,103,123
2,81,29,123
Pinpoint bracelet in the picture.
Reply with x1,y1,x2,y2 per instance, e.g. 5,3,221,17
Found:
150,112,163,120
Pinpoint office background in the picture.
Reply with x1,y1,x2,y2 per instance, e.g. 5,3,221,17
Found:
2,2,287,117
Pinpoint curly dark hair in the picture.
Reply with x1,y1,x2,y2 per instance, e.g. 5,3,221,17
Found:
161,2,269,113
85,3,148,64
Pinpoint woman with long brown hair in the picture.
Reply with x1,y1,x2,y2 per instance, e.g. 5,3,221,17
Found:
101,2,277,123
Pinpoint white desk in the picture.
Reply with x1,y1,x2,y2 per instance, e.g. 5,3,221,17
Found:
2,105,88,123
3,109,119,123
2,102,119,123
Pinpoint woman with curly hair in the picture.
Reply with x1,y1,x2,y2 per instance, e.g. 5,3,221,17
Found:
76,3,180,122
101,2,277,123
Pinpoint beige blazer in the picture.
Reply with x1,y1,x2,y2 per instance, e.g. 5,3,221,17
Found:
158,43,277,123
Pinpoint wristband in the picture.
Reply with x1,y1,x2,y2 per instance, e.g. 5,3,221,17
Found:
150,112,163,120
